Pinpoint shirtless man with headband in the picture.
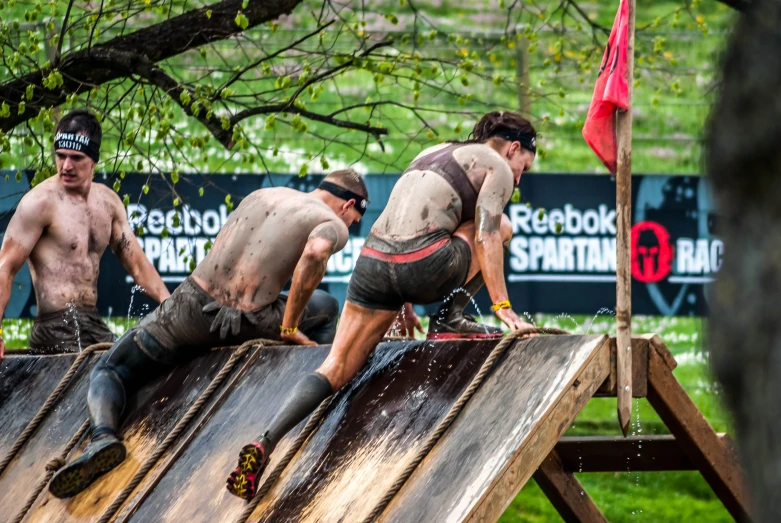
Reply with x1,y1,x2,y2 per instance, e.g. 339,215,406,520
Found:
0,109,169,358
48,169,369,498
226,111,537,500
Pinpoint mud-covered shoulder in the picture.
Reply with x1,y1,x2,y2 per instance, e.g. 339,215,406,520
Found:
454,143,513,180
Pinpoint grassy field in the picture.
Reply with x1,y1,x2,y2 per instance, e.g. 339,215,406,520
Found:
4,312,730,522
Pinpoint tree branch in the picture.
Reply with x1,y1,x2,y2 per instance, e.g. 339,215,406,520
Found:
715,0,751,11
0,0,305,132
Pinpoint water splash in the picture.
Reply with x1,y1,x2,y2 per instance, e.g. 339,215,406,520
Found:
127,285,145,322
554,312,580,331
437,287,490,335
586,307,616,334
64,300,83,352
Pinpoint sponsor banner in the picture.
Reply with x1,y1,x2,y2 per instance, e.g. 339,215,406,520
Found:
0,171,717,318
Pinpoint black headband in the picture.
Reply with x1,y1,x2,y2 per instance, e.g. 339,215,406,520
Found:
491,127,537,154
318,180,368,215
54,132,100,162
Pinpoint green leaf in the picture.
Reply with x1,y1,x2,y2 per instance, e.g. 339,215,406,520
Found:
320,157,329,170
171,170,179,184
0,102,10,118
234,12,249,30
25,84,33,101
198,187,204,197
179,90,191,106
298,163,308,177
113,180,121,192
122,194,130,206
555,222,563,234
537,208,545,220
17,102,25,114
205,9,211,19
265,114,275,131
173,197,180,207
511,188,521,203
241,0,248,8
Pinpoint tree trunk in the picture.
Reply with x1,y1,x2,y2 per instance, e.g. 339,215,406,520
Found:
706,0,781,520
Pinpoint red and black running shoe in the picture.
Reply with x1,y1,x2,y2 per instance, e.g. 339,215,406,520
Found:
226,440,270,500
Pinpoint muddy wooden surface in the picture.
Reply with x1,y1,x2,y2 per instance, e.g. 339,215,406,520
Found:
24,348,237,523
0,352,100,519
125,344,333,523
0,354,82,458
0,336,609,523
127,337,606,523
384,334,608,523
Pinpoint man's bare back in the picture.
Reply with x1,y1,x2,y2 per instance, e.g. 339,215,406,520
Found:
192,187,349,311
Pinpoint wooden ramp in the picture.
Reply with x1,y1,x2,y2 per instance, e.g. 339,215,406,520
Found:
0,335,608,523
0,333,749,522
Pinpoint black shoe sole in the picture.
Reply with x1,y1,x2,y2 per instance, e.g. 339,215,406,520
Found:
49,441,126,499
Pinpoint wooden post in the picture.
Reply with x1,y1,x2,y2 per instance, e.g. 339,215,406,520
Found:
515,35,531,118
615,0,635,437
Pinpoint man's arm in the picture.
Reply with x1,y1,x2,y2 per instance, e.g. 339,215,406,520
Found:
0,193,50,358
281,219,348,345
109,192,170,304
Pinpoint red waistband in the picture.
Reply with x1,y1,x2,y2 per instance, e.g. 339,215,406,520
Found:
361,237,450,263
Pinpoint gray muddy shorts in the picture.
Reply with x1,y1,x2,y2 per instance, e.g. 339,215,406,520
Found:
29,306,116,354
136,277,285,362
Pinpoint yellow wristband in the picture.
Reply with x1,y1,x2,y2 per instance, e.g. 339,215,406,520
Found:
280,325,298,335
491,300,511,312
0,328,3,336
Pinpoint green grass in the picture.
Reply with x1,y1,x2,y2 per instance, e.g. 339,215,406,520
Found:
3,312,732,521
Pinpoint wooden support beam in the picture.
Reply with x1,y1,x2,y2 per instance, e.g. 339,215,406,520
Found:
595,337,649,398
615,0,636,438
554,434,735,473
646,345,752,522
534,449,608,523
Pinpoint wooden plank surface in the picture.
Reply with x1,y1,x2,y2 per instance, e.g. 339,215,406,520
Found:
127,340,503,523
126,343,336,523
534,449,608,523
555,434,734,472
382,335,609,523
0,354,81,460
0,353,99,519
647,346,751,522
22,348,236,523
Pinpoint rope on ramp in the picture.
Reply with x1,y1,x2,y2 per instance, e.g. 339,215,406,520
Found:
0,342,111,478
362,327,569,523
11,419,91,523
96,338,278,523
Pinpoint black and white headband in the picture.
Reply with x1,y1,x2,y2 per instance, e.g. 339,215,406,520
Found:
491,127,537,154
54,132,100,162
318,181,368,215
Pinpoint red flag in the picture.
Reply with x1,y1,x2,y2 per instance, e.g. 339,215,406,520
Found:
582,0,630,174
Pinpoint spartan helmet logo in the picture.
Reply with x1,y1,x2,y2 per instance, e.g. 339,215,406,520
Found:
631,221,674,283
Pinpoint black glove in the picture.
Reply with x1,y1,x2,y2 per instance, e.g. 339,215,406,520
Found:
202,301,259,340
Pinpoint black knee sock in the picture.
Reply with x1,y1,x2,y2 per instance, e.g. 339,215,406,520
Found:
263,372,333,451
87,366,125,440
